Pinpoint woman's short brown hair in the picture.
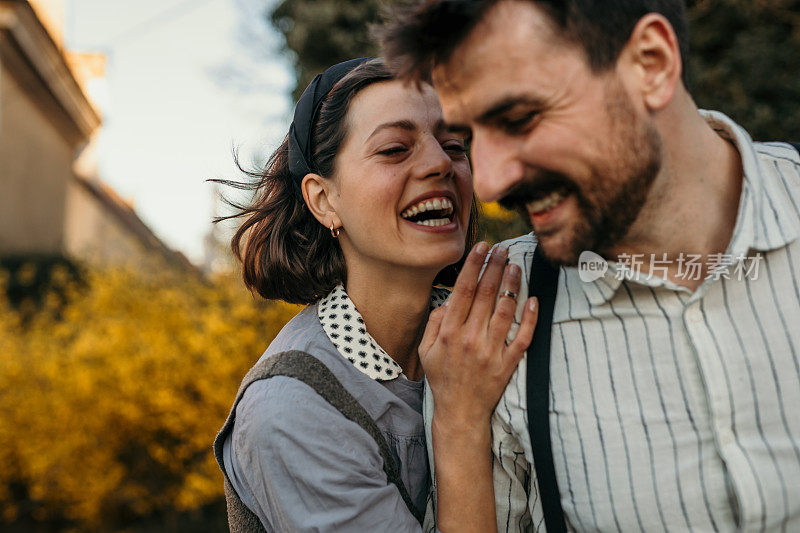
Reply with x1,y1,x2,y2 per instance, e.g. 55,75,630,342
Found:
213,59,478,304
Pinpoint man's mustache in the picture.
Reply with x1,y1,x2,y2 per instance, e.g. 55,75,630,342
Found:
497,171,578,211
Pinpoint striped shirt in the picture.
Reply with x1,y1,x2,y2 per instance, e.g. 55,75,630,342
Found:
425,110,800,532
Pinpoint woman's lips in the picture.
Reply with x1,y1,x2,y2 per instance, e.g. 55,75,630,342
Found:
401,217,459,233
400,196,454,222
400,195,457,231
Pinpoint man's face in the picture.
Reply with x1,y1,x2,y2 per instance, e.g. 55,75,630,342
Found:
432,0,663,265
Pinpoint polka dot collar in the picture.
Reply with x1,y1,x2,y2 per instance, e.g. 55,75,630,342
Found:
318,284,450,381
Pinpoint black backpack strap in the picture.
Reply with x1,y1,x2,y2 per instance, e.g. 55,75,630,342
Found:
214,350,424,529
526,246,567,533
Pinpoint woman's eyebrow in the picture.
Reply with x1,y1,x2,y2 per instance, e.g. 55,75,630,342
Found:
366,120,416,141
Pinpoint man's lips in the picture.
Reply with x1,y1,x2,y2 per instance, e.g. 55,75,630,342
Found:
526,188,569,215
527,189,572,230
499,172,577,212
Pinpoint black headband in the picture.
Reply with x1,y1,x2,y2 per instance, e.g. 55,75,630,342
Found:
287,57,371,190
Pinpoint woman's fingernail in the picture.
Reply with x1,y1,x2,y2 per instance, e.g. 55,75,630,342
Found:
529,297,538,312
474,241,489,255
495,245,508,258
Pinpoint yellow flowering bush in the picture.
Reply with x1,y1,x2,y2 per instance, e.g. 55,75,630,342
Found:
478,201,531,244
0,199,525,530
0,264,299,530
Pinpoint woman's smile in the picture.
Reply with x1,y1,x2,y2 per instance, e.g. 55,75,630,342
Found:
400,191,459,231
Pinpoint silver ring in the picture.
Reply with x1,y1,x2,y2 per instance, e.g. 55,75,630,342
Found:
502,290,518,299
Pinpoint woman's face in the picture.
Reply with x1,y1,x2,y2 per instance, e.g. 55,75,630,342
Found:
329,80,473,280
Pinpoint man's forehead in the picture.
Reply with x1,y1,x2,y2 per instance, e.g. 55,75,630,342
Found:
430,0,571,122
430,68,466,121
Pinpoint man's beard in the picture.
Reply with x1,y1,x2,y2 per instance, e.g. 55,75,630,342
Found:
499,78,663,266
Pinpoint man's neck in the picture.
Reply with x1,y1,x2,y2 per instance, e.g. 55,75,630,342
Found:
608,100,744,291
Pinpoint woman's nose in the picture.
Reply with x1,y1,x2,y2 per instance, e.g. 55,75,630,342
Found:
417,139,453,180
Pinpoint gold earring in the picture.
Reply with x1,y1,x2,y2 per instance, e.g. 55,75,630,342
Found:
330,223,340,238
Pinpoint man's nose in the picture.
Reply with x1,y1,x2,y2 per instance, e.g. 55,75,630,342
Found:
470,130,525,202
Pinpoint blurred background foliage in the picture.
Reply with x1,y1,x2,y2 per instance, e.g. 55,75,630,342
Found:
0,264,298,531
2,0,799,530
272,0,800,142
270,0,800,244
686,0,800,141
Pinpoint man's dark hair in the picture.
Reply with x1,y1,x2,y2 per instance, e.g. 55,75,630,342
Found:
380,0,689,85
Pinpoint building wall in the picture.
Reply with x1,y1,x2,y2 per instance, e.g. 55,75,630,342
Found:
0,61,74,255
28,0,65,48
63,178,167,271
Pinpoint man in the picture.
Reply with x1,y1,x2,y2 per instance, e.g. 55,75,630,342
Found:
382,1,800,531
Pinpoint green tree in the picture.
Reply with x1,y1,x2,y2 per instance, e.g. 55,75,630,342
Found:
271,0,384,100
686,0,800,141
268,0,800,243
271,0,800,141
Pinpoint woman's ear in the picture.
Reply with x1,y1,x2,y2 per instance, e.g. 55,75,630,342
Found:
302,173,340,229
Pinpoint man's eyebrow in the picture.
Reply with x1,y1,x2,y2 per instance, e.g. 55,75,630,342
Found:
367,120,416,141
476,95,546,124
440,120,472,137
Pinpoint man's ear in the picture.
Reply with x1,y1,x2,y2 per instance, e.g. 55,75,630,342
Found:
301,173,340,229
619,13,682,112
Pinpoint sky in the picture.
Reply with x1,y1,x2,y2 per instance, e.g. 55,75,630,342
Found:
64,0,294,265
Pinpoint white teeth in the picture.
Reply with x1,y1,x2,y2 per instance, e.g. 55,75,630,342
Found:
401,197,454,219
527,190,567,215
416,218,450,227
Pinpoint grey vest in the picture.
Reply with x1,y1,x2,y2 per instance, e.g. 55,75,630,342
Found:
213,306,426,531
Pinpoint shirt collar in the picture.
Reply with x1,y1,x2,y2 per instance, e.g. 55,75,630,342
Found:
579,109,799,307
318,284,450,381
578,266,622,307
700,110,799,255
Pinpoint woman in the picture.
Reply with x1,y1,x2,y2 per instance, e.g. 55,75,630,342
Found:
213,58,537,532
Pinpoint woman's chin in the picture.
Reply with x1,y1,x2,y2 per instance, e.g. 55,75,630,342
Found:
406,248,465,274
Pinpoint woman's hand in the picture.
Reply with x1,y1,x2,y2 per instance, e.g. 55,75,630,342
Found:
420,241,538,532
421,241,538,430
